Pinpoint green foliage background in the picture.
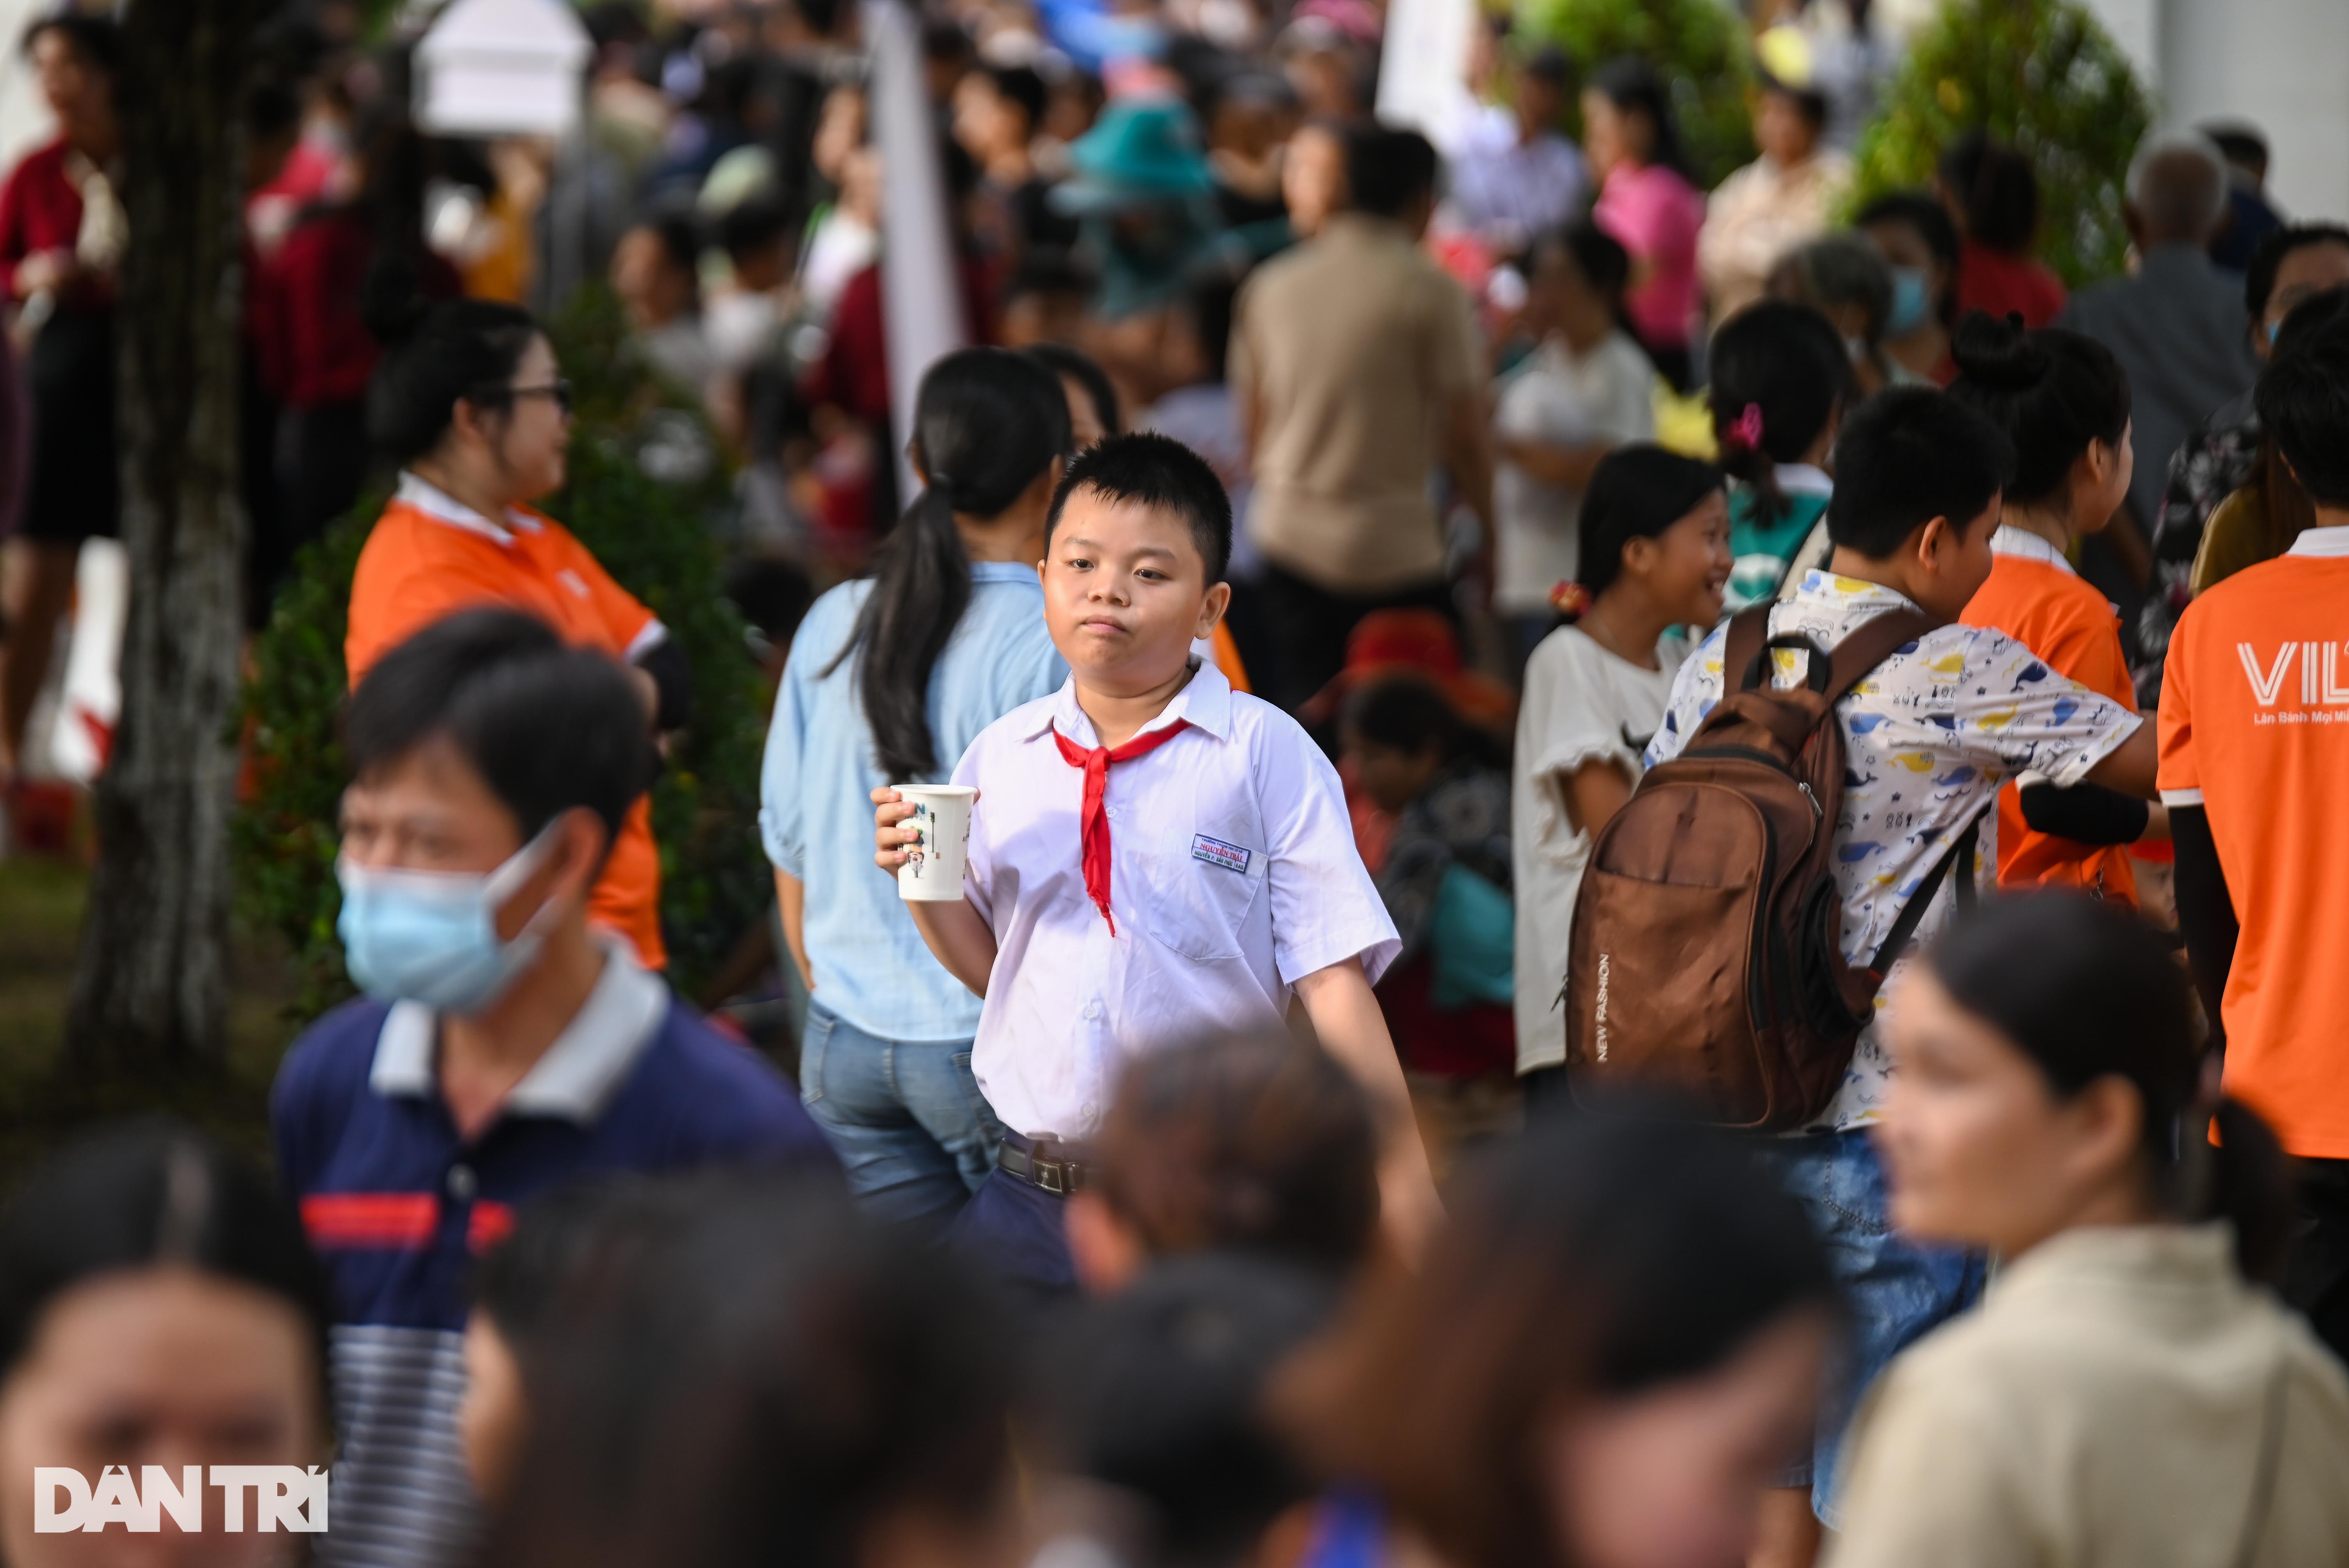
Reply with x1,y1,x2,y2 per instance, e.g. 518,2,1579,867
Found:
1847,0,2153,287
234,285,767,1018
1515,0,1756,191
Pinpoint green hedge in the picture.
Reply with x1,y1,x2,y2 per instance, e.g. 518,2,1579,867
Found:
234,285,768,1019
1848,0,2153,287
1515,0,1757,191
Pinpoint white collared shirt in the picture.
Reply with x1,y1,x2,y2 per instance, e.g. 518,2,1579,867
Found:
1991,523,2079,574
950,661,1399,1139
2287,523,2349,559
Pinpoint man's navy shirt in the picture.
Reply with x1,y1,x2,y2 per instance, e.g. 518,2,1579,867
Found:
271,948,835,1568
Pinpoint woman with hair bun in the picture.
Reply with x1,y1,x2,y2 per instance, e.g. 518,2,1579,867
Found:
1949,309,2162,904
1834,892,2349,1566
1511,445,1727,1099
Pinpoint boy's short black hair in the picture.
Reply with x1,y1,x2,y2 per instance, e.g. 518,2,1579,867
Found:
718,192,793,262
2258,312,2349,510
2245,223,2349,319
1826,387,2016,557
345,609,654,849
1048,431,1234,583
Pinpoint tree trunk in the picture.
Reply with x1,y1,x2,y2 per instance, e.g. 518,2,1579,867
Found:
65,0,263,1076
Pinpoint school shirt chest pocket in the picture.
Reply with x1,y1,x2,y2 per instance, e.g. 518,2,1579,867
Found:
1136,804,1267,962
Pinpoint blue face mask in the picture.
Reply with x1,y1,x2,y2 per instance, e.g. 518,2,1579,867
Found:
1886,266,1932,337
337,830,558,1014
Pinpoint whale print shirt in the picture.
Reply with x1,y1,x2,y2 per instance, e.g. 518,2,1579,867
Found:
1647,570,2140,1128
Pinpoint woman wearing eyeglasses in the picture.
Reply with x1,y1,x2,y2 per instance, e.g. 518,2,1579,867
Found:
346,298,689,969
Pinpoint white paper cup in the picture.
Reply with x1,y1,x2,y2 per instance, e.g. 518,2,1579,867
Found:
895,785,977,902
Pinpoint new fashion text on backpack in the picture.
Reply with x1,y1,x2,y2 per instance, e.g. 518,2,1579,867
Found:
1562,606,1979,1129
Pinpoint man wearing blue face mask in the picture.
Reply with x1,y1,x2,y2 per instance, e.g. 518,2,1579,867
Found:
270,608,836,1568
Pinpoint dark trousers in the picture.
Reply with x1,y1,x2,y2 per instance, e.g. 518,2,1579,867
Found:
1253,561,1457,716
2285,1157,2349,1364
943,1131,1076,1308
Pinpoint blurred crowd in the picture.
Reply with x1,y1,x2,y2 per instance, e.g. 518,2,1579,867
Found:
5,0,2349,1566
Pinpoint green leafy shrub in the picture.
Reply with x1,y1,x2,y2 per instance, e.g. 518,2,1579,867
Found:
1515,0,1757,191
235,284,767,1019
1847,0,2153,287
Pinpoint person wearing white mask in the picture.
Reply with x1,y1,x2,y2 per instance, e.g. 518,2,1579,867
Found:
271,608,834,1568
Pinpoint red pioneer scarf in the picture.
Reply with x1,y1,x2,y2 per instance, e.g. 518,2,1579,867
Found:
1052,719,1191,934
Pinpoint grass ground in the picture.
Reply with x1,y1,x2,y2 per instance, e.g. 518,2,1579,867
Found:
0,858,303,1183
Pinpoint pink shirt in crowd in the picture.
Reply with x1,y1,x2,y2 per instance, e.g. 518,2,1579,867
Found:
1593,161,1706,352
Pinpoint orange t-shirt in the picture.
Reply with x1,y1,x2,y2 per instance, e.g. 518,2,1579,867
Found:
1961,535,2138,906
2158,533,2349,1158
346,480,667,969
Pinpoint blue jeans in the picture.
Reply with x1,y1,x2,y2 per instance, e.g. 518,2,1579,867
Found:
1760,1129,1987,1527
799,1003,1004,1234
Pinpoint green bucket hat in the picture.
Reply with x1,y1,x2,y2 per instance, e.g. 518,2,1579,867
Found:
1051,98,1218,215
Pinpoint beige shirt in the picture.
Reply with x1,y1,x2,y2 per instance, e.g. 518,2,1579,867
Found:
1232,215,1486,595
1828,1224,2349,1568
1697,150,1851,322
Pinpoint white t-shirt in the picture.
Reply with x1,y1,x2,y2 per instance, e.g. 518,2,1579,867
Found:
1511,624,1690,1072
1492,332,1657,614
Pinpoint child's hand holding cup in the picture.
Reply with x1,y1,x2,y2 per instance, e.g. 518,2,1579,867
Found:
871,784,978,902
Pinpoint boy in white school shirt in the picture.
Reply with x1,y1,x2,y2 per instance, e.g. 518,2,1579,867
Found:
873,432,1440,1298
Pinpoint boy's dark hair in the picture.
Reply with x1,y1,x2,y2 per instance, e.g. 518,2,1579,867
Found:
1094,1031,1378,1275
345,609,655,848
2201,122,2268,176
1345,124,1439,221
2245,222,2349,319
1855,190,1962,271
1048,431,1235,584
1344,675,1491,769
1046,1255,1337,1566
1026,340,1123,439
633,204,705,278
2257,311,2349,510
718,192,793,263
1826,386,2016,556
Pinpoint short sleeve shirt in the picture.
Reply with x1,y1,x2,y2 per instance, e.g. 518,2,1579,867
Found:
1647,571,2141,1128
951,662,1399,1138
1960,527,2139,905
1490,331,1656,615
347,472,668,968
2158,527,2349,1158
1511,625,1688,1072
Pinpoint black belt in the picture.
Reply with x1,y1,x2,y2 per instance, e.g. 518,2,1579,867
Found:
996,1137,1093,1195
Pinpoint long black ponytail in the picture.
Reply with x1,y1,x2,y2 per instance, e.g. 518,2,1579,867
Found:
1926,893,2294,1283
831,347,1071,782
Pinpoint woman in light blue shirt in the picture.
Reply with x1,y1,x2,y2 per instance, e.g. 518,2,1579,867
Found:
760,348,1070,1231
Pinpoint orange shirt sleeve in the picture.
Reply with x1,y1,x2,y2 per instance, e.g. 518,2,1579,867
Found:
2156,599,2200,803
549,524,659,658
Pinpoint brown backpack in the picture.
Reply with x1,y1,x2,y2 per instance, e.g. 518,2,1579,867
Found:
1562,604,1983,1129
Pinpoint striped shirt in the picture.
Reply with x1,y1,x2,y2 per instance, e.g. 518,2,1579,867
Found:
271,944,836,1568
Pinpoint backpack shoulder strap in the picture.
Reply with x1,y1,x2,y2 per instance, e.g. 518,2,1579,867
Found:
1721,604,1775,694
1821,608,1940,708
1865,806,1988,980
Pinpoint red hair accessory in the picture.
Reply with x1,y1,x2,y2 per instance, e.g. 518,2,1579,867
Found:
1724,402,1765,452
1550,581,1594,619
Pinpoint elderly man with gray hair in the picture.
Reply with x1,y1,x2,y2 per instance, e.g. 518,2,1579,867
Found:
2059,132,2262,575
